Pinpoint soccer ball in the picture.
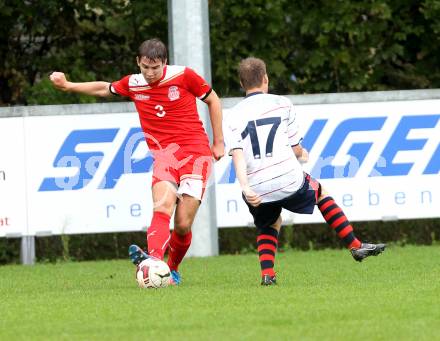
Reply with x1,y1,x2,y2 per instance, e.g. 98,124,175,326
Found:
136,258,171,289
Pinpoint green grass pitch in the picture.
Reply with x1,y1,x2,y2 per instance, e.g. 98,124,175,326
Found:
1,245,439,340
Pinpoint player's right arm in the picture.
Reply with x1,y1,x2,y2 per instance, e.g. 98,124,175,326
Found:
224,112,261,207
231,149,261,207
49,72,112,97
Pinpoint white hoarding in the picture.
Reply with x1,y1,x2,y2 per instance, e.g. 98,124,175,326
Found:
0,117,28,237
25,113,156,235
217,99,440,226
1,98,439,236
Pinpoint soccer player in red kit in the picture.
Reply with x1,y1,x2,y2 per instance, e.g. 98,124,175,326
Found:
50,38,224,285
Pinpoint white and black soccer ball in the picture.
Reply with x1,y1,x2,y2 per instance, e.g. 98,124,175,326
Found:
136,258,171,289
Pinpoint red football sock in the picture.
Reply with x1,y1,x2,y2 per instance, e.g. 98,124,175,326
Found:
318,196,362,249
147,211,171,260
167,230,192,272
257,227,278,277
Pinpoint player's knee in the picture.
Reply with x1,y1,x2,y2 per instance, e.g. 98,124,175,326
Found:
270,216,282,232
174,224,191,235
153,197,176,215
318,185,329,201
174,217,193,234
153,203,174,216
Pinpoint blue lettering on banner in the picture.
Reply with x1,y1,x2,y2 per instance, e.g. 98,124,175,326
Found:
395,192,406,204
371,115,440,176
105,202,145,218
424,143,440,174
39,129,118,191
335,190,432,207
220,114,439,183
226,199,238,213
40,113,440,191
342,194,353,207
301,119,327,152
130,203,142,217
368,190,380,206
312,117,386,179
99,127,153,189
218,159,236,184
421,191,432,203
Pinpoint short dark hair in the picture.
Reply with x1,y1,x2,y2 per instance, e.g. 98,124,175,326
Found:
238,57,266,90
138,38,168,63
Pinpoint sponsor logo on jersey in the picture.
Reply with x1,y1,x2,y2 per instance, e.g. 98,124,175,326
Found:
168,86,180,101
134,94,150,101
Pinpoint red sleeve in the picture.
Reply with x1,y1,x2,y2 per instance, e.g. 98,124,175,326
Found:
183,67,212,100
110,75,131,97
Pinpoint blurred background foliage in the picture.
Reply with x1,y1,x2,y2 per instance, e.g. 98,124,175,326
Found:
0,0,167,105
1,0,440,106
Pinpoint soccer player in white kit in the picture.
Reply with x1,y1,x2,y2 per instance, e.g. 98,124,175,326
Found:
225,57,386,286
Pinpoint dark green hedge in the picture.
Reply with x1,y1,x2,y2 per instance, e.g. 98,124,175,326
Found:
3,1,440,105
1,218,438,264
219,218,440,254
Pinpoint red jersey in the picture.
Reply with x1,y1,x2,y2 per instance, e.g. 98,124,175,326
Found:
110,65,212,150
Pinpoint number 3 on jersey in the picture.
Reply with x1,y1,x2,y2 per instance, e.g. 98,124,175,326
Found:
155,105,166,117
241,117,281,159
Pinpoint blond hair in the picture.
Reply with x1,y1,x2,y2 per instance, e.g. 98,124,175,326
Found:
238,57,266,90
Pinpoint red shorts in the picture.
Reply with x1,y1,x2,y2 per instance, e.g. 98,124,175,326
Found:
151,143,213,200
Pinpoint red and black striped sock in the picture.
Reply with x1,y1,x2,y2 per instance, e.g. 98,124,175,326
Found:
257,227,278,277
318,196,362,249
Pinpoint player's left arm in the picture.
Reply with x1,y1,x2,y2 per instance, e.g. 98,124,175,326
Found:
287,100,308,164
203,90,225,161
292,144,309,164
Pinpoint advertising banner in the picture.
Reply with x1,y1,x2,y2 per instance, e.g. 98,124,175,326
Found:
0,117,28,237
25,113,155,235
1,98,439,236
217,99,439,226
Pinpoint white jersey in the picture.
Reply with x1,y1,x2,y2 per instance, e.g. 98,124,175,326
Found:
224,92,305,203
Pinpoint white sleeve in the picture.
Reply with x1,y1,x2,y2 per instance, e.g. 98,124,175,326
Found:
223,109,243,156
286,102,303,146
